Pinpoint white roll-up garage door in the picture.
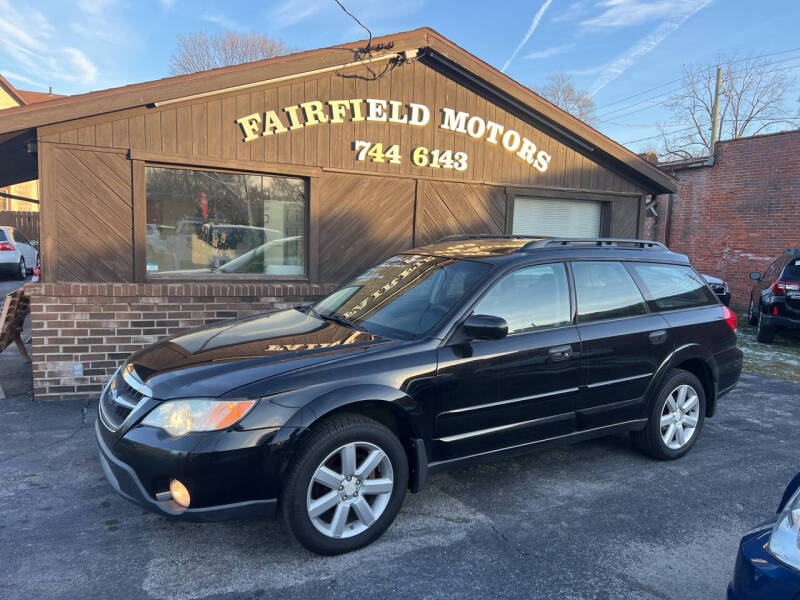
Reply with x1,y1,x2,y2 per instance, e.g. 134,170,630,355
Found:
512,197,602,238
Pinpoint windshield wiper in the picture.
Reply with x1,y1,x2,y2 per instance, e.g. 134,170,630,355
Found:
319,312,367,332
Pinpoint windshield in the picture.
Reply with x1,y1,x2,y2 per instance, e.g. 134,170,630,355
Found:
312,254,491,340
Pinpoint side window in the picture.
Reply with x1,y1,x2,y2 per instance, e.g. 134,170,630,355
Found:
572,261,647,323
626,262,717,311
473,263,571,334
13,230,29,245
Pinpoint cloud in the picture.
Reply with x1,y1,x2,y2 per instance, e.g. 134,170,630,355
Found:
588,0,711,95
524,44,572,60
269,0,425,31
2,70,47,89
159,0,177,8
581,0,711,28
501,0,553,72
202,13,245,30
0,0,100,89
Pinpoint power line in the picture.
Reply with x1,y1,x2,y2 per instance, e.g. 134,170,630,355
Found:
595,46,800,112
621,116,800,145
596,59,800,123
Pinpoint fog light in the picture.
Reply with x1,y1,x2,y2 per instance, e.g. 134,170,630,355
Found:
170,479,191,507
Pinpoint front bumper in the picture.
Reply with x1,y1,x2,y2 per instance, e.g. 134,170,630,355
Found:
728,523,800,600
96,419,278,521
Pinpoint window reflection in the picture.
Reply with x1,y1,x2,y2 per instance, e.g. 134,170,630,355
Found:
145,167,305,276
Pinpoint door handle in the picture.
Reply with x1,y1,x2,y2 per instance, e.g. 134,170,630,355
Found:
649,330,667,345
548,345,573,361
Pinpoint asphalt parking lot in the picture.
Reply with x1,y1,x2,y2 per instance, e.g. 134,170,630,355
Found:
0,372,798,599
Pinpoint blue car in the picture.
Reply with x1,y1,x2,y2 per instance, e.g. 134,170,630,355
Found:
729,472,800,598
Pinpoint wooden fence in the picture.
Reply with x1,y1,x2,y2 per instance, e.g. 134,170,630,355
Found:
0,211,39,241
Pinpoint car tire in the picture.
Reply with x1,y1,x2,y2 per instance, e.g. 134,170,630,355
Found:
633,369,706,460
747,299,759,326
16,257,26,280
280,413,408,555
756,314,775,343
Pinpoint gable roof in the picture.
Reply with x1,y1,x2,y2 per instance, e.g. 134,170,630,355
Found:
0,74,63,107
0,28,676,194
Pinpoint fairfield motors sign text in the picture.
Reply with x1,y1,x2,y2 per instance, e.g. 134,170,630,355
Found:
235,98,552,173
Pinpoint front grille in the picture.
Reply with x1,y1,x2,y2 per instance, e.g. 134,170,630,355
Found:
100,368,146,430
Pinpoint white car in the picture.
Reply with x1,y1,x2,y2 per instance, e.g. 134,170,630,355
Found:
0,226,39,280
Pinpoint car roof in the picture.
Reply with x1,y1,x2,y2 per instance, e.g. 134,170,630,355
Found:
404,236,691,265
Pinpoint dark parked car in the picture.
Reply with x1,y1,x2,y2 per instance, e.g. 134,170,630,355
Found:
728,472,800,599
96,236,742,554
748,248,800,343
703,274,731,306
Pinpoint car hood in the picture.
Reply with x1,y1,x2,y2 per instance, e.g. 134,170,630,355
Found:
127,308,394,399
702,274,725,285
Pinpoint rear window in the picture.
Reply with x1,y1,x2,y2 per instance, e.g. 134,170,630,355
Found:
781,258,800,281
0,230,6,242
626,262,718,311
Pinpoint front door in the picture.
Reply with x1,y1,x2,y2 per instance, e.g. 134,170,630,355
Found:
570,260,672,430
433,263,580,462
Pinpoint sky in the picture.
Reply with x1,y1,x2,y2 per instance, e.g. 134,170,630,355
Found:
2,0,800,153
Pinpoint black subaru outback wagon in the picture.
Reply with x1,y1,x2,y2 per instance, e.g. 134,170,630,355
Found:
97,236,742,554
747,248,800,343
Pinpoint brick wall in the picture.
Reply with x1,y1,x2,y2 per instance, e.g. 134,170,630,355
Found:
656,130,800,310
25,282,335,400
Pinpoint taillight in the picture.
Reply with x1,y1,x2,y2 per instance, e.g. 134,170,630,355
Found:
722,305,738,332
0,241,14,251
772,280,800,295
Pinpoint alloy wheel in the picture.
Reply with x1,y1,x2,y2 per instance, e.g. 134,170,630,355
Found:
19,258,25,279
306,441,394,539
660,384,700,450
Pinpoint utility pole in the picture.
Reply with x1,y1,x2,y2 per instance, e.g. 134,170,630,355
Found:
709,65,722,156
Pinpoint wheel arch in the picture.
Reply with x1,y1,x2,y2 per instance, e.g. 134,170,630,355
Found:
645,344,718,419
669,345,718,418
275,384,429,493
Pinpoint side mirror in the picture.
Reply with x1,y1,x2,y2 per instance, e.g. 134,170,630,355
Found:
749,271,761,280
463,314,508,341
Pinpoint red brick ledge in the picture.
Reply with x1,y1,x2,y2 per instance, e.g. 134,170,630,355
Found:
24,281,339,298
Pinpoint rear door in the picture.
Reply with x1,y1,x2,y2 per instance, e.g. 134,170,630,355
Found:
571,261,672,430
434,262,580,461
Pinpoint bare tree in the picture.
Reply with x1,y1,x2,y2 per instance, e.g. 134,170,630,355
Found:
170,31,293,75
539,73,597,124
660,54,799,160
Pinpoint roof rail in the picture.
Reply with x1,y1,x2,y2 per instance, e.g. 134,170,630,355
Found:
518,237,668,252
435,234,543,243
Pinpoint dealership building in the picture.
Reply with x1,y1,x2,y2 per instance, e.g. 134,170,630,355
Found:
0,28,676,399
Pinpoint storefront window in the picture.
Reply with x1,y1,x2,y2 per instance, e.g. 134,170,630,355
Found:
145,166,305,277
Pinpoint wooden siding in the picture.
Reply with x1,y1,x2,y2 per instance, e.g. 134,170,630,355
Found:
41,144,133,282
610,196,642,238
317,171,415,283
416,181,506,246
39,59,645,196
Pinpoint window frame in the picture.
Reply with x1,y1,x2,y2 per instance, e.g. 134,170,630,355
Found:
570,259,650,325
623,261,719,313
136,160,313,283
459,261,577,339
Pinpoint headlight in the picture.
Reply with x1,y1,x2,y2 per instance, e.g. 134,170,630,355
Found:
140,399,257,437
769,486,800,571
